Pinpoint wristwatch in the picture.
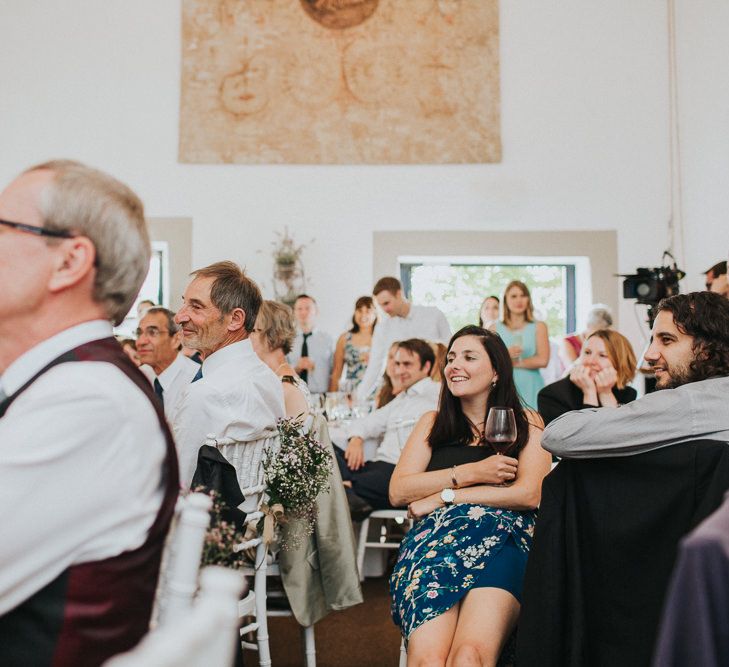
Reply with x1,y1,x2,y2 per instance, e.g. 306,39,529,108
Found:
440,488,456,506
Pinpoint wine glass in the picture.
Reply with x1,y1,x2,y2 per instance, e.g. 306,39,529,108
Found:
484,407,517,455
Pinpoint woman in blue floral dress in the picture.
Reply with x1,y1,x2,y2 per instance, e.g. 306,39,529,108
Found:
389,325,551,665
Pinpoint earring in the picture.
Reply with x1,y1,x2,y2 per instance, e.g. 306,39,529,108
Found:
491,379,497,388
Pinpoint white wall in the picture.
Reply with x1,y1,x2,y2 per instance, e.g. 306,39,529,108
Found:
1,0,727,348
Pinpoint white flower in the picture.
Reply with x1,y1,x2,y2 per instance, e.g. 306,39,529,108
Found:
467,506,486,521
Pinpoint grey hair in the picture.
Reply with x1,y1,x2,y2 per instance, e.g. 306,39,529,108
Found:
27,160,150,326
586,303,613,330
143,306,180,334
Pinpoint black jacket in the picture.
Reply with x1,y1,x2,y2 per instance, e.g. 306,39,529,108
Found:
516,439,729,667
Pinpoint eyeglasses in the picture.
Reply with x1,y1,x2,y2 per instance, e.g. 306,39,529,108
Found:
0,218,75,239
134,326,171,339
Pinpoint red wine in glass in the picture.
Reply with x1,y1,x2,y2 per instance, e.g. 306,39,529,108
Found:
484,407,517,454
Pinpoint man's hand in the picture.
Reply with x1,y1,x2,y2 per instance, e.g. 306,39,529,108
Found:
408,494,443,519
297,356,315,372
470,454,519,485
344,437,365,471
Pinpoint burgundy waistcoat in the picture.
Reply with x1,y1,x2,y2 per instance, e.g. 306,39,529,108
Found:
0,338,180,667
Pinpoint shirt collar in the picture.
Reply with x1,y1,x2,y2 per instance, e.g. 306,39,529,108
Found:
1,320,113,396
157,352,186,388
201,338,254,376
404,377,436,396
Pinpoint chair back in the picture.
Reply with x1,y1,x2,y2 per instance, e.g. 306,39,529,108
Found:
204,430,280,515
154,492,213,627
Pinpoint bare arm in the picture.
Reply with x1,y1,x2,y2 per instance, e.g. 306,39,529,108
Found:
389,412,519,507
283,382,309,420
329,334,346,392
407,417,552,516
515,321,550,370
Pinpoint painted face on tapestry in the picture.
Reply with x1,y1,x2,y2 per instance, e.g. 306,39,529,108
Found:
220,55,271,116
445,334,497,398
644,310,696,389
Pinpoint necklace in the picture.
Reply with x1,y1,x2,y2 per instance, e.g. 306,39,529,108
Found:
274,362,288,375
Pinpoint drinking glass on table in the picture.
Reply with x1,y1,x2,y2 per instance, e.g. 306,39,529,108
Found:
484,407,517,455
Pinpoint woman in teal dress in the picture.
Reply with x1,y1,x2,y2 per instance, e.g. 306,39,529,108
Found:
491,280,550,410
389,326,551,665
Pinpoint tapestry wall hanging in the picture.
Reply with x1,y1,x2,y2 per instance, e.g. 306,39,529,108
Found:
179,0,501,164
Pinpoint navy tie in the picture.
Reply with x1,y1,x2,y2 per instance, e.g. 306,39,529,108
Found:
300,333,311,383
192,366,203,383
153,378,164,404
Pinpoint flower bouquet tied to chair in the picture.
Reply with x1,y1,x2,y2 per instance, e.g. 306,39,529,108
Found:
262,416,333,550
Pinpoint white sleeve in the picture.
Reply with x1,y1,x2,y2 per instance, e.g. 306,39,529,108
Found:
356,321,389,400
347,400,393,441
0,363,165,614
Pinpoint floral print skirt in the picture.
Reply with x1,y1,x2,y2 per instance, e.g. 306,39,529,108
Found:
390,503,537,639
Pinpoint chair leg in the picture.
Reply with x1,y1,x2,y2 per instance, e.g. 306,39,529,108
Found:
399,637,407,667
254,542,272,667
356,517,370,582
301,625,316,667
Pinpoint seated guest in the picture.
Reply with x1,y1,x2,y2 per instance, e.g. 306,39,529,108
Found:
329,295,377,391
251,299,311,419
357,276,451,400
375,341,403,408
389,326,550,665
0,160,178,665
287,294,334,395
559,303,613,368
538,329,637,426
136,307,199,421
517,292,729,666
136,298,156,320
336,339,439,516
173,262,285,488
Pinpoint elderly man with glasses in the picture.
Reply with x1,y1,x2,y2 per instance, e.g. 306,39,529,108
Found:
0,161,178,666
136,306,199,421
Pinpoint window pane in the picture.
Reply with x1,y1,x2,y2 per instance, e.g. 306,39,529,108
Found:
407,263,570,337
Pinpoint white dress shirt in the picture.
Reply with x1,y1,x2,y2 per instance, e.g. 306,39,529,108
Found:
172,339,286,488
287,328,334,394
0,321,167,615
148,353,199,423
347,377,441,465
357,304,452,400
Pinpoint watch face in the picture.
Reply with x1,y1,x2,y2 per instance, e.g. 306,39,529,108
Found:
441,488,456,504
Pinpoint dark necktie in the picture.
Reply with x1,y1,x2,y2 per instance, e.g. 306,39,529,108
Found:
300,333,311,383
153,378,164,404
192,366,203,383
0,386,8,418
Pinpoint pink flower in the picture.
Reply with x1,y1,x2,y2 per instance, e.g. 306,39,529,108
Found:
427,590,438,599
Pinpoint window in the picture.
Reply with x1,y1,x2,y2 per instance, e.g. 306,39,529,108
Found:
115,241,170,336
400,256,584,337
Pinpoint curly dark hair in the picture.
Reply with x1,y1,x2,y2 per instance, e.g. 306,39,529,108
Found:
427,325,534,457
656,291,729,380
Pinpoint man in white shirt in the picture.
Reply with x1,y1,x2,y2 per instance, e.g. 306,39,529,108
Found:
356,276,451,400
336,339,440,516
173,261,285,488
136,306,199,422
287,293,334,394
0,160,177,665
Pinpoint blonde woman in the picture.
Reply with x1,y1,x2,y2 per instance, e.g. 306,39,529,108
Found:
490,281,549,410
251,300,311,419
538,329,637,426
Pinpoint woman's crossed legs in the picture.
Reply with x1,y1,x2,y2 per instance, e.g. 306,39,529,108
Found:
406,587,519,667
